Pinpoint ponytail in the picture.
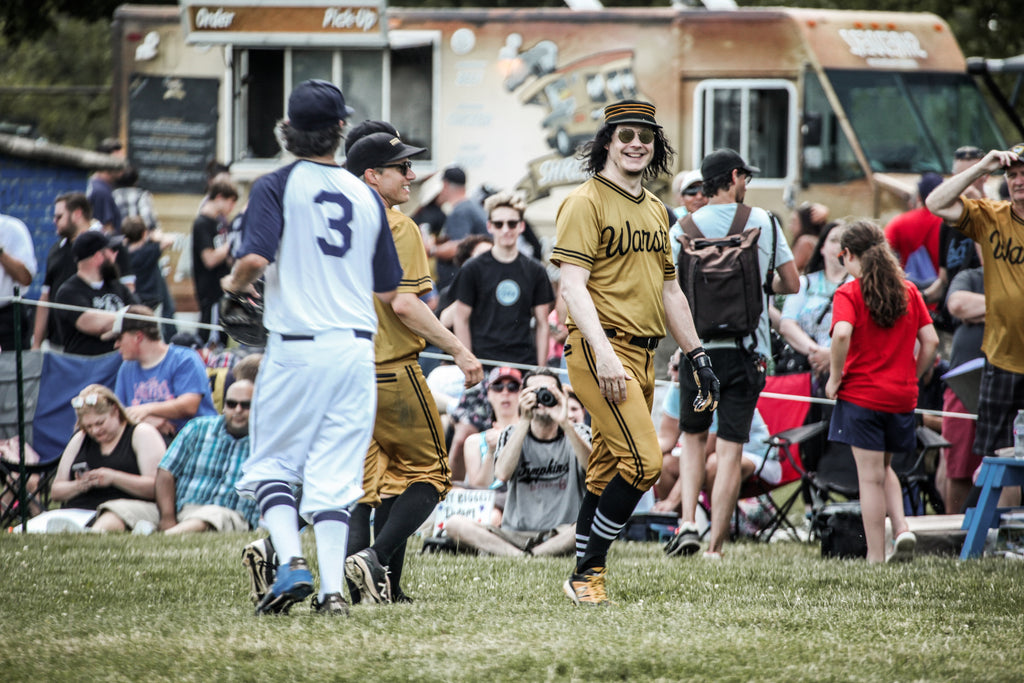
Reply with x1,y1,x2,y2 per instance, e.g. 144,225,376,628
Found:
840,220,907,328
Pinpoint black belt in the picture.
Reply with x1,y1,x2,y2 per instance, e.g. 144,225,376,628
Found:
604,329,660,351
281,330,373,342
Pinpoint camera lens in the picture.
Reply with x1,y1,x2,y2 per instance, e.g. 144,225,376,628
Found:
535,387,557,407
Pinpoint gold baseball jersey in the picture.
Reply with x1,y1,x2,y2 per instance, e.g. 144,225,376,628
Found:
360,207,451,505
373,207,433,364
551,174,676,338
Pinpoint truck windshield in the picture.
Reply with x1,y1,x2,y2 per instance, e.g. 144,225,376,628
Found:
827,69,1005,174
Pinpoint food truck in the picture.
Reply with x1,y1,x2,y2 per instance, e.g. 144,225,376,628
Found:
111,1,1015,246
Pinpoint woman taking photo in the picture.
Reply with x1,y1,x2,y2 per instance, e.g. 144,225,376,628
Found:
826,221,938,563
30,385,165,532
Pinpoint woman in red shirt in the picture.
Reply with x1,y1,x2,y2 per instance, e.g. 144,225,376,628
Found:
826,221,938,563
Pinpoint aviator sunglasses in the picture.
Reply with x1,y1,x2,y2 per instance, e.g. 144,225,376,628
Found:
617,128,655,145
489,381,521,393
225,399,251,409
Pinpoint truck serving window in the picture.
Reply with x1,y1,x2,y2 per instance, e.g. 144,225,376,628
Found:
233,41,434,162
694,80,797,183
827,69,1005,174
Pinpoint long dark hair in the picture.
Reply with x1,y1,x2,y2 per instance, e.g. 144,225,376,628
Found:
804,220,842,274
840,220,907,328
579,124,675,181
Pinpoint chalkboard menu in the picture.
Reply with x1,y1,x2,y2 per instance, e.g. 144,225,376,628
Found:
128,75,218,194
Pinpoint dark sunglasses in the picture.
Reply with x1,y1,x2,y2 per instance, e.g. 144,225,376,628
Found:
954,146,983,161
617,128,655,145
682,186,702,196
225,400,251,410
489,381,521,393
381,161,413,174
490,220,521,230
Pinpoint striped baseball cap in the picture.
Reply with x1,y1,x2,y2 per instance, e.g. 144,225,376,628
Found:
603,100,661,129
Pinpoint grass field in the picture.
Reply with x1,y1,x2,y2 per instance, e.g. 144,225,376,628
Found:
3,531,1023,682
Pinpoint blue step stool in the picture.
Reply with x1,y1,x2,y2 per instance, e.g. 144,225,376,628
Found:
960,456,1024,560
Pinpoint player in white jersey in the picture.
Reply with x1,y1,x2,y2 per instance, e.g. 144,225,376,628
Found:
223,80,403,617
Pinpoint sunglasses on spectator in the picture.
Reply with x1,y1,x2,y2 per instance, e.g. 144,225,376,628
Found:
489,381,521,393
490,220,521,230
682,186,702,196
71,394,105,409
954,146,983,160
381,161,413,174
617,128,655,145
225,400,251,410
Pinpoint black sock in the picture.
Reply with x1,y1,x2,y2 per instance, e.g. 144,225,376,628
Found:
372,482,439,565
574,490,601,570
578,475,645,573
345,503,372,604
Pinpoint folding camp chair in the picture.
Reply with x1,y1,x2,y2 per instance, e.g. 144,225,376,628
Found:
736,372,825,542
891,425,950,516
0,350,47,529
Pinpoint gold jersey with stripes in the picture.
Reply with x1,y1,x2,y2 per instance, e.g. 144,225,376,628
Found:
373,207,432,363
552,174,676,338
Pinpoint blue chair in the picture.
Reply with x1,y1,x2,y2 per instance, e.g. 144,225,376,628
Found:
960,456,1024,560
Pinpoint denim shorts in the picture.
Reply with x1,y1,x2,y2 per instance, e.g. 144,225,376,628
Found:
828,399,916,453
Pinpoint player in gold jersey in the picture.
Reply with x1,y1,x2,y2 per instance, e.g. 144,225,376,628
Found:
552,100,719,606
344,132,484,604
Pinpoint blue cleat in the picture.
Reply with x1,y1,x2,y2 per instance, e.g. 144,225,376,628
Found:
255,556,313,615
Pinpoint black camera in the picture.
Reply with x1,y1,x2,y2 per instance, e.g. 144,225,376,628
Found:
535,387,557,407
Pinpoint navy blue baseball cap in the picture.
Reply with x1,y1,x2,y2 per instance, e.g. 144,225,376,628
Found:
287,79,354,131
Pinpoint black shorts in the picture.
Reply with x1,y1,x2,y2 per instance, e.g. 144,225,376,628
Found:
679,347,765,443
974,360,1024,457
828,399,916,453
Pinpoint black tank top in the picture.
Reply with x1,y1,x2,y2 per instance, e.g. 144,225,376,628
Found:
66,423,142,510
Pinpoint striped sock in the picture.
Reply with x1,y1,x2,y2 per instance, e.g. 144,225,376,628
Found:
255,481,302,564
574,491,600,567
578,475,645,573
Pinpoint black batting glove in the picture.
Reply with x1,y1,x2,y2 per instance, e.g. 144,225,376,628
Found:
686,348,720,413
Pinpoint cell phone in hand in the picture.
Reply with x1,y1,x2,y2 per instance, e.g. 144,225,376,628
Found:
71,462,88,479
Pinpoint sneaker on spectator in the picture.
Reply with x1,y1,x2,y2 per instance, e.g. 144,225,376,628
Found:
255,556,313,615
345,548,392,604
664,522,701,556
242,537,278,606
311,592,349,617
886,531,916,563
563,566,610,606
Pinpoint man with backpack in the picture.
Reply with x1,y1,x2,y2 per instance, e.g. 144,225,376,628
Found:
667,148,799,560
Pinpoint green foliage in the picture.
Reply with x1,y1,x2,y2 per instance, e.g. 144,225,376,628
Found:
0,15,113,149
2,532,1023,681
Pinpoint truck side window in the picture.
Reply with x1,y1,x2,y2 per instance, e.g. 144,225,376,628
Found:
694,79,795,183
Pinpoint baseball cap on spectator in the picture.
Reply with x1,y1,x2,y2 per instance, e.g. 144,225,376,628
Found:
442,166,467,186
344,119,399,156
603,99,661,129
346,132,427,178
917,172,944,201
674,169,703,196
486,366,522,389
700,148,760,180
287,79,354,131
73,231,120,261
1009,142,1024,166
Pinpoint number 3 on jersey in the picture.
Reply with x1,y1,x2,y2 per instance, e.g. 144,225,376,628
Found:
314,190,353,258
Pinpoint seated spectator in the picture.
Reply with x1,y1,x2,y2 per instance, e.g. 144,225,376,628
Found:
459,366,523,488
653,352,776,516
445,369,590,556
27,385,165,532
114,305,217,440
154,379,258,534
